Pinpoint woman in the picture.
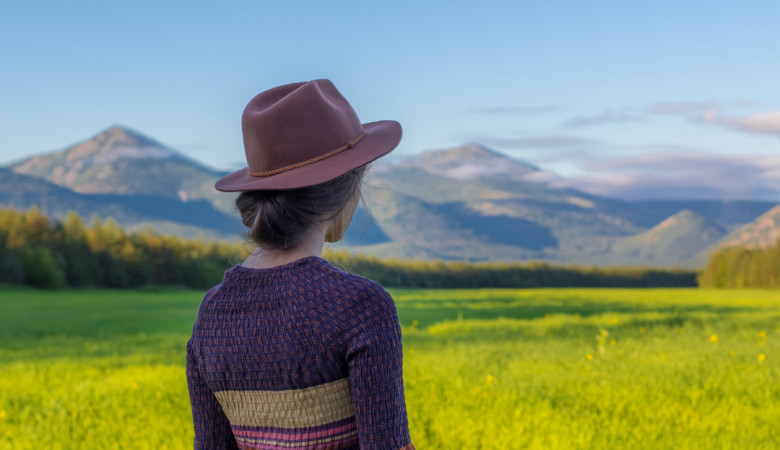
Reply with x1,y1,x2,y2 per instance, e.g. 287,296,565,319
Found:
186,79,415,450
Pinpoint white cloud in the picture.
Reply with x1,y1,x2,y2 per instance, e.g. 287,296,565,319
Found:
698,110,780,137
472,134,593,149
461,134,597,165
555,152,780,200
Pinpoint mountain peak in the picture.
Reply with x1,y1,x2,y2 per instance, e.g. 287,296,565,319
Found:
656,209,707,228
653,209,725,234
96,125,165,149
396,143,541,181
8,126,222,195
45,124,178,165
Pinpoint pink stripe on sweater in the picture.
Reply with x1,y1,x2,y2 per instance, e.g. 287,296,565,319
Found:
232,421,356,441
236,432,358,449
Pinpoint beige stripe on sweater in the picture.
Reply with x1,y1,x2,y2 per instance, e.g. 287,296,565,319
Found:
214,377,355,428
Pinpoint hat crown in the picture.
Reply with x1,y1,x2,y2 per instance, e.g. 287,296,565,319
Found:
241,79,364,177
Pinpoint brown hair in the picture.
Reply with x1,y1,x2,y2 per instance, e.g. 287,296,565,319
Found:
235,166,367,251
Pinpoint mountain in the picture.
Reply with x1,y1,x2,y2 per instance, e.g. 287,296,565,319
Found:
363,145,776,265
720,204,780,249
3,128,778,267
356,190,550,260
10,125,234,214
0,167,239,239
610,210,728,265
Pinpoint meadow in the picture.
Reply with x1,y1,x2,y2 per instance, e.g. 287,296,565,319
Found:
1,287,778,449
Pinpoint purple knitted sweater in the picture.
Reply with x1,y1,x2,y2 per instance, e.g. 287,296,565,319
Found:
186,256,414,450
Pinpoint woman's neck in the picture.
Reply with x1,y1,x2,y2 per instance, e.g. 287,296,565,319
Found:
241,224,326,269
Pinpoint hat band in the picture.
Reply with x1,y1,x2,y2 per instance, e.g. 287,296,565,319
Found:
249,131,366,177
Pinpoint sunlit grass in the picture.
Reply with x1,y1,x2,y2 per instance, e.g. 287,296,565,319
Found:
1,288,779,449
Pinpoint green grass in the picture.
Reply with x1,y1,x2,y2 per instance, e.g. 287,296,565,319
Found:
1,288,779,449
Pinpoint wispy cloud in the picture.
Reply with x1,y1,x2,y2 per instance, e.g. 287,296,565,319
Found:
477,134,593,149
645,102,717,115
563,109,642,128
556,152,780,200
465,133,596,163
469,106,558,115
560,100,757,128
645,100,756,115
698,110,780,137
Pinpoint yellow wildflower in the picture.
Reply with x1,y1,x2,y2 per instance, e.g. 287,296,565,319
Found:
709,334,718,344
486,374,494,384
131,382,138,390
610,339,616,346
411,320,419,327
758,354,766,364
586,353,594,360
759,330,767,339
0,410,6,419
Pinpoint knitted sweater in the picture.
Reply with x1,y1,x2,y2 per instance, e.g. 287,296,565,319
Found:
186,256,414,450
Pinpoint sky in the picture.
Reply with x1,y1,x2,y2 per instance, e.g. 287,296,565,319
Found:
2,0,780,200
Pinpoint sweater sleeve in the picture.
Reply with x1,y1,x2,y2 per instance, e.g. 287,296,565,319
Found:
345,285,415,450
186,337,239,450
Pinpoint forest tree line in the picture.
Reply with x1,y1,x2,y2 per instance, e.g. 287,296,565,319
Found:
327,251,697,289
0,207,699,289
698,239,780,288
0,207,238,289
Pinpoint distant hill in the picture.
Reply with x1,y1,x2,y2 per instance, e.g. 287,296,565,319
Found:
720,204,780,249
610,210,727,265
3,127,778,267
627,199,779,232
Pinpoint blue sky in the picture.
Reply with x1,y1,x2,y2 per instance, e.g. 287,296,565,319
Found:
2,1,780,200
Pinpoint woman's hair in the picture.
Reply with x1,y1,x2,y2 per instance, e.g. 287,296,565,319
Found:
235,165,367,251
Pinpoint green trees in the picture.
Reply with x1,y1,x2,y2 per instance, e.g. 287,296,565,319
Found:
699,239,780,288
325,250,698,289
0,207,238,289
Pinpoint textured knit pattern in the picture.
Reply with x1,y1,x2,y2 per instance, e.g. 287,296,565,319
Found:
186,256,414,450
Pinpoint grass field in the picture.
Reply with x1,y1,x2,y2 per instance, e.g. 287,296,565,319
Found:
1,287,779,449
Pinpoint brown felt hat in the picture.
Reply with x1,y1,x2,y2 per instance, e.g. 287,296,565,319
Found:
215,79,402,192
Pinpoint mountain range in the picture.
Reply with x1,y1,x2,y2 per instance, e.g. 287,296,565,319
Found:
3,126,779,268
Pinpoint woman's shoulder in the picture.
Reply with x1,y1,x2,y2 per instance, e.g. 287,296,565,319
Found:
316,260,400,328
308,259,399,342
314,258,393,302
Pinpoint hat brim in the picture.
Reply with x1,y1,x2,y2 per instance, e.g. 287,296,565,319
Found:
214,120,402,192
